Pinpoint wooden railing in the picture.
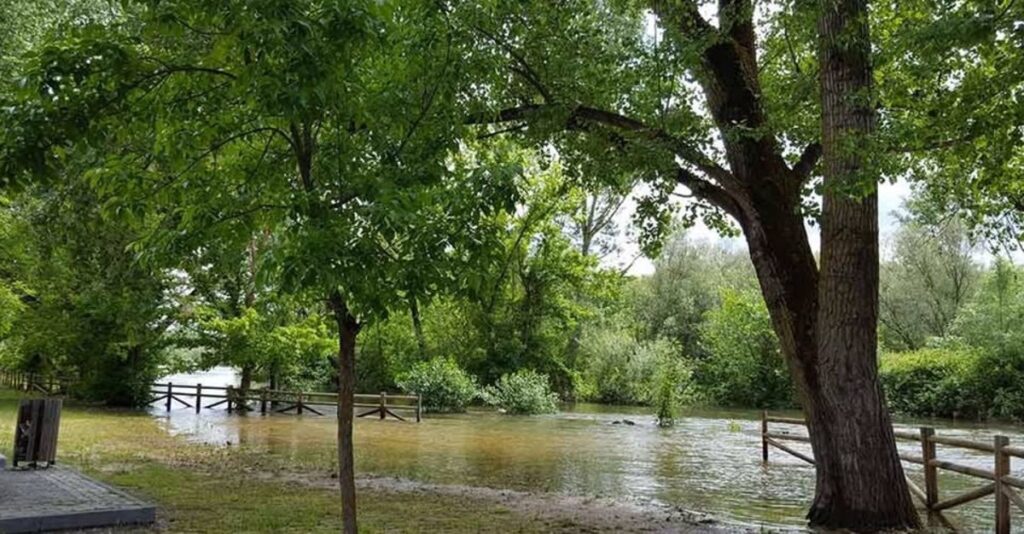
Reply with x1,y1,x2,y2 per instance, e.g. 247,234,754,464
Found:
149,382,422,422
0,370,73,395
0,370,421,422
762,411,1022,533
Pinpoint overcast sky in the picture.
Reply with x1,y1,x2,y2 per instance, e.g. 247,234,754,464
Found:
611,179,914,276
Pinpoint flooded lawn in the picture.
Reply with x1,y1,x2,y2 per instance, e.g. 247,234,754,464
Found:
151,377,1024,532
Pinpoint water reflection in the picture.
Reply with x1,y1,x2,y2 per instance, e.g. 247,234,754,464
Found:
151,370,1024,531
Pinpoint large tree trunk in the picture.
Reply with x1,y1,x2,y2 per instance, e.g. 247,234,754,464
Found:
804,0,918,528
328,291,360,534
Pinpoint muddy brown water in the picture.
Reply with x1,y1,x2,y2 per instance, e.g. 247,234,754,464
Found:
156,369,1024,532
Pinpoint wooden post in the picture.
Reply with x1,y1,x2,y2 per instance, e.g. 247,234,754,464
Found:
761,411,769,463
195,383,203,414
921,427,938,508
166,383,173,411
995,435,1010,534
297,391,304,415
227,386,234,413
260,389,268,415
416,393,422,423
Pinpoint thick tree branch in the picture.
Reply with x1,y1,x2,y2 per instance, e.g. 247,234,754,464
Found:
794,142,822,181
675,167,744,222
468,103,733,184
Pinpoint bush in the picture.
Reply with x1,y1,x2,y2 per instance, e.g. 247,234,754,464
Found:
694,289,793,408
396,357,478,413
879,347,978,418
576,327,678,405
880,346,1024,420
482,369,558,415
653,356,691,427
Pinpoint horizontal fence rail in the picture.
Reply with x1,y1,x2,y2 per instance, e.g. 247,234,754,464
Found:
0,369,421,423
148,382,422,422
761,411,1020,533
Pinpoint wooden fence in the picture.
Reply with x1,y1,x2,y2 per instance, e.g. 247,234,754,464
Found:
0,370,421,422
762,411,1022,533
149,382,422,422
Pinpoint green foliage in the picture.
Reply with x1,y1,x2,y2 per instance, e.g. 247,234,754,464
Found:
879,213,978,351
695,289,793,409
1,183,172,406
576,325,677,405
880,346,1024,421
653,355,690,428
950,258,1024,354
481,369,558,415
396,357,478,413
631,233,755,359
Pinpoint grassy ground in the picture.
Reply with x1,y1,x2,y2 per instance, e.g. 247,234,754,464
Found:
0,389,548,533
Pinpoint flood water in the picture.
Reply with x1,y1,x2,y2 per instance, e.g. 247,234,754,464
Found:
155,368,1024,532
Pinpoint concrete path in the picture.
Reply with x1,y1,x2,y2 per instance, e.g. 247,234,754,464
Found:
0,466,155,533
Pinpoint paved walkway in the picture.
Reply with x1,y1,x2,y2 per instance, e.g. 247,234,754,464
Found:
0,466,155,533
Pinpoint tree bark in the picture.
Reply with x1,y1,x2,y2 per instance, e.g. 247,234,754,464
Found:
328,291,360,534
237,365,254,412
804,0,919,528
408,295,427,360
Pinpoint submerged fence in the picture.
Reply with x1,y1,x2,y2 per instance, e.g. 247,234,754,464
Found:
0,369,421,422
762,412,1022,533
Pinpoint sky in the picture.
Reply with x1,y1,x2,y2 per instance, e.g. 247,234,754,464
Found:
612,179,914,276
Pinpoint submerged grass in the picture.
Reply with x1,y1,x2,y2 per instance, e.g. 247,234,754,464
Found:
0,389,542,533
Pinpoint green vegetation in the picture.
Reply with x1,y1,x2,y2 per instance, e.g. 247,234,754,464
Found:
0,0,1022,529
396,357,478,413
0,390,555,533
880,254,1024,421
482,369,559,415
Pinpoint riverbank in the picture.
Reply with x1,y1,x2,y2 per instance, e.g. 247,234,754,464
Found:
0,390,735,532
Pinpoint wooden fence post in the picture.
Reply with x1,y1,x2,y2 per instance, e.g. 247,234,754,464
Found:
380,391,386,420
195,383,202,414
761,411,768,463
297,391,304,415
416,393,422,423
166,383,173,411
227,386,234,413
260,389,267,415
921,427,938,508
995,435,1010,534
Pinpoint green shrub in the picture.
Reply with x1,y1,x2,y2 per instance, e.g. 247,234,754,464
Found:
482,369,558,415
695,289,793,408
653,356,690,427
576,327,678,405
880,346,1024,420
879,347,978,417
396,357,478,413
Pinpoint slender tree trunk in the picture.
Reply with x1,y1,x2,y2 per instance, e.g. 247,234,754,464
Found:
328,291,360,534
408,295,427,359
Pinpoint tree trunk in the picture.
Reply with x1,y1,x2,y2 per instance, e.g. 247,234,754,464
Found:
408,295,427,360
237,365,254,412
328,291,360,534
803,0,918,528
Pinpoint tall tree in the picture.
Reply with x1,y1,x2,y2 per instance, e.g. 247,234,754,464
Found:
2,3,515,532
457,0,918,526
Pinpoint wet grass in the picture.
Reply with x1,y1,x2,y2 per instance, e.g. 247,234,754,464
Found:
0,389,543,533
